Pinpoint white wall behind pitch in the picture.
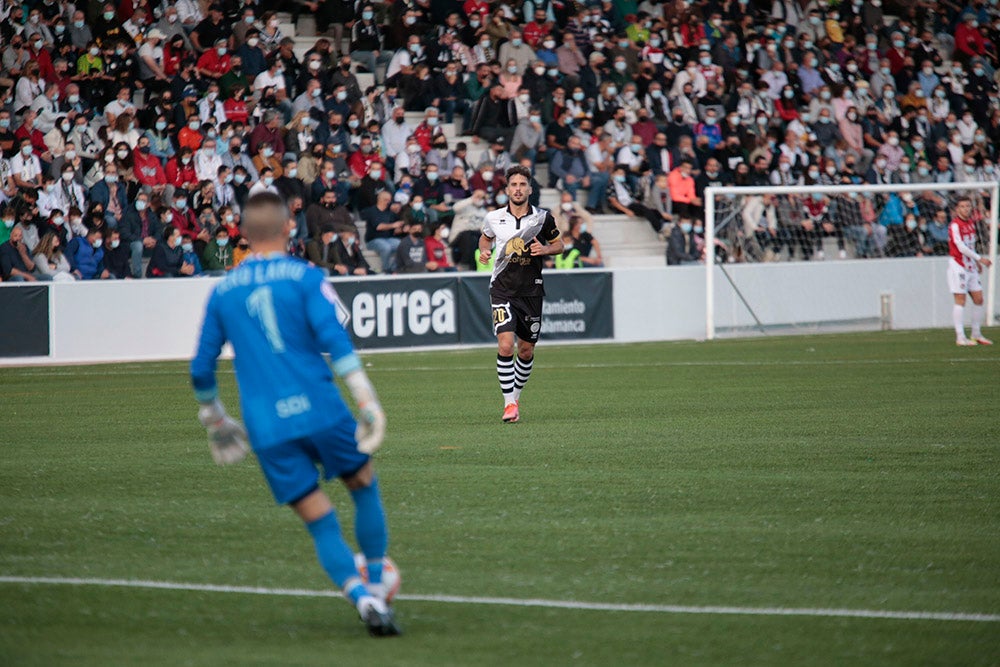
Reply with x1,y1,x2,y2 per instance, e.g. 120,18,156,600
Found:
0,258,980,365
49,277,219,362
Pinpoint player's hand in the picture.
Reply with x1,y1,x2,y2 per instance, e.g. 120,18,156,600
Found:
530,238,548,256
479,248,492,265
198,399,249,465
981,257,993,268
355,402,386,455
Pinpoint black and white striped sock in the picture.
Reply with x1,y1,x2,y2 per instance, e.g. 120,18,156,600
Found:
512,355,533,401
497,354,515,404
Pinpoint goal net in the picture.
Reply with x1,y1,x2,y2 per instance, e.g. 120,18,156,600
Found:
702,181,999,339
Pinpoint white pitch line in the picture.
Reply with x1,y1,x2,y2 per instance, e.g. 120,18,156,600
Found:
1,576,997,623
6,357,999,377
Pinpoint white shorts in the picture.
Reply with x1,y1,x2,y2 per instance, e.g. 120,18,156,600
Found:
948,261,982,294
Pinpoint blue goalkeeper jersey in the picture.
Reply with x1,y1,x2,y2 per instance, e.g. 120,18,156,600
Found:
190,254,359,450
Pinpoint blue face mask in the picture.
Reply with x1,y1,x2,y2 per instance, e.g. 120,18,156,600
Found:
681,223,693,233
217,237,229,247
614,174,626,183
496,194,508,205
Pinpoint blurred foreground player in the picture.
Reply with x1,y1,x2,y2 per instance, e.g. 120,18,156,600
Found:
948,196,993,346
190,192,401,637
479,166,563,423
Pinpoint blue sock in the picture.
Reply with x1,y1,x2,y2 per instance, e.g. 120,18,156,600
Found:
350,477,388,585
306,511,368,606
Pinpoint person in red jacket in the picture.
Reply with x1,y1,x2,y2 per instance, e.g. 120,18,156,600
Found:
168,192,211,254
522,9,551,48
348,135,380,179
163,36,187,76
955,13,987,64
196,38,233,80
412,108,444,153
224,85,250,124
463,0,489,21
133,138,167,195
424,222,456,272
177,114,204,151
25,37,55,82
165,148,199,192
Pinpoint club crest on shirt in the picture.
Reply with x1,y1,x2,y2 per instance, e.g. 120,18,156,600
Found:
505,237,528,256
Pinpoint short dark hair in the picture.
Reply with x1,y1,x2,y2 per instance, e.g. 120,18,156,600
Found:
506,165,531,183
242,192,290,243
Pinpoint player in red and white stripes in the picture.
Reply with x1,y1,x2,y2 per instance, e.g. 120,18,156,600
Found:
947,197,993,346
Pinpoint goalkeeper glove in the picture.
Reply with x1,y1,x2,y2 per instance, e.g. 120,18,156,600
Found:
344,369,386,455
198,398,249,466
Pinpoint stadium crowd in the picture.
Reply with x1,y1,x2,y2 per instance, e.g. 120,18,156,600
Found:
0,0,998,281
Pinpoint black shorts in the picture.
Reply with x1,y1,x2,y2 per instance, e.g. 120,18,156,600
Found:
490,293,543,343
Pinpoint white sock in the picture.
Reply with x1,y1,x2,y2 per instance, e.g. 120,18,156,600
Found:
512,355,533,402
953,304,967,340
497,354,515,405
357,594,387,618
971,303,984,339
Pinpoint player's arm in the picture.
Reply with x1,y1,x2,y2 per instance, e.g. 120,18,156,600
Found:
305,273,386,454
530,212,564,256
190,292,249,465
478,232,495,264
949,222,987,265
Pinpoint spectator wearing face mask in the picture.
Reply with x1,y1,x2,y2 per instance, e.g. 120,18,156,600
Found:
876,131,905,173
955,13,987,64
202,226,234,274
510,108,546,163
553,190,593,235
305,226,347,276
566,215,603,267
333,228,371,275
65,227,110,280
424,223,456,272
99,229,130,279
839,106,873,172
356,161,389,211
362,190,402,272
253,142,284,179
165,148,199,192
32,231,75,281
666,217,701,266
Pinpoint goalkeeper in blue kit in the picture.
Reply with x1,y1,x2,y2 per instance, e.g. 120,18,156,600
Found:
190,192,401,637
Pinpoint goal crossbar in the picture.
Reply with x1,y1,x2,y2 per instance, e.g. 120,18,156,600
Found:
704,181,1000,339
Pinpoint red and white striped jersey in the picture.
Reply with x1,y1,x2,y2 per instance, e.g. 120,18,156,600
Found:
949,217,980,272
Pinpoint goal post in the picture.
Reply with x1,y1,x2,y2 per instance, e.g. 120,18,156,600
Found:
704,181,1000,340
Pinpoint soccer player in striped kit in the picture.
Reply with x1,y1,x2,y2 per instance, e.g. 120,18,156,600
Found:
479,165,563,423
948,196,993,346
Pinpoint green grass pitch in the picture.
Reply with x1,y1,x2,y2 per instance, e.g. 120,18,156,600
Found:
1,330,998,666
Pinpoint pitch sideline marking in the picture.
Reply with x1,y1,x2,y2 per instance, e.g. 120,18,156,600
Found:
1,576,997,623
8,357,1000,377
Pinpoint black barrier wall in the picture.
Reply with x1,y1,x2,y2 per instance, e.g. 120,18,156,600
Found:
330,272,614,349
0,286,50,357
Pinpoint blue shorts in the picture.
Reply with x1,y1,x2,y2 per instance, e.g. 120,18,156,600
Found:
254,417,369,505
